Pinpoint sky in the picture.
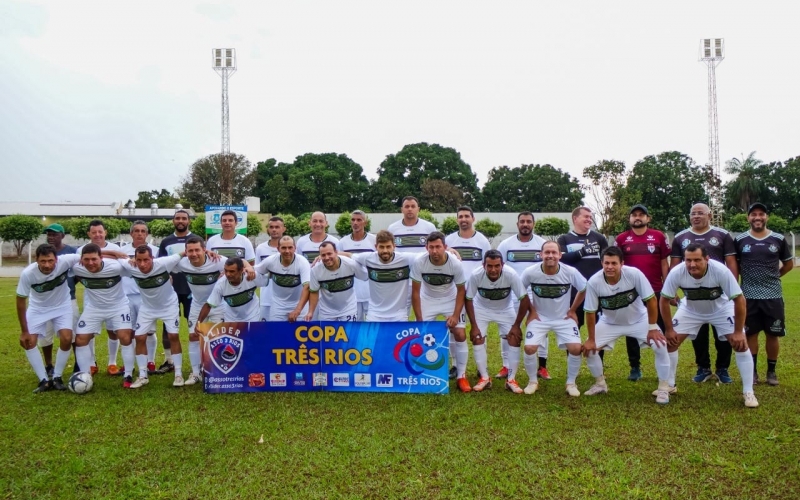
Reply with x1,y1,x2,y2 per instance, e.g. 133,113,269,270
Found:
2,1,799,205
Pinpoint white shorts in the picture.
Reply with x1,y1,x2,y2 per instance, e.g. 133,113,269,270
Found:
268,304,308,322
472,307,515,339
319,309,360,322
76,306,132,335
672,306,735,340
188,304,224,330
366,313,409,322
421,298,465,329
127,294,142,327
260,306,271,322
135,306,181,336
32,310,73,347
357,301,369,322
594,320,653,350
526,318,582,349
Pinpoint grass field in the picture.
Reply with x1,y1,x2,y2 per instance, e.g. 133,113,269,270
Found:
1,272,799,499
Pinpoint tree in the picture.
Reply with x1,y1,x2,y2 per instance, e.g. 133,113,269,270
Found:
725,214,750,233
474,218,503,240
277,214,306,238
255,153,370,214
147,219,174,238
334,212,372,237
621,152,709,232
369,143,479,211
535,217,570,236
246,215,263,238
766,214,789,234
723,151,764,212
583,160,627,227
61,218,129,240
134,189,181,209
482,164,584,212
418,210,439,229
0,215,43,256
440,216,458,235
760,157,800,220
420,179,467,213
178,153,256,209
190,214,206,235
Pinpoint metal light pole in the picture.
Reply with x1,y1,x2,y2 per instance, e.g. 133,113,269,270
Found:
700,38,724,227
212,48,237,155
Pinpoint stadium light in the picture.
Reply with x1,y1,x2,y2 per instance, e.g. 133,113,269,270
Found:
212,48,237,155
699,38,724,227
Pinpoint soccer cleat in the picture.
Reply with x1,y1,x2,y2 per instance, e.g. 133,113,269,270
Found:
155,361,174,374
651,386,678,396
473,377,492,392
655,389,670,405
583,382,609,396
184,373,202,386
33,378,52,393
743,391,759,408
537,367,551,380
627,367,642,381
107,364,121,376
45,364,54,380
766,371,779,386
147,362,157,376
130,377,149,389
51,376,67,391
715,368,732,384
565,383,580,397
173,375,185,387
505,380,524,394
456,377,471,393
90,365,98,376
523,381,539,395
692,367,713,383
448,366,457,380
122,375,133,389
494,367,509,379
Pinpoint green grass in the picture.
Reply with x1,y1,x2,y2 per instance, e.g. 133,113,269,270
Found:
1,272,799,499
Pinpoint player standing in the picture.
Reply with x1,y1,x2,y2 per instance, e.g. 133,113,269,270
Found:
197,258,267,324
305,242,367,321
255,236,312,322
336,210,376,321
255,216,285,321
387,196,437,255
296,212,339,263
42,224,78,375
207,210,255,263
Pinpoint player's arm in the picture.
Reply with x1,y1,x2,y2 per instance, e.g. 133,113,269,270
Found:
509,295,530,345
16,296,29,334
567,289,585,323
557,236,582,265
288,284,310,322
196,303,212,325
464,297,479,339
447,283,465,328
780,258,794,277
241,260,256,281
643,295,666,347
583,311,598,355
411,281,422,321
724,255,739,280
661,258,669,284
304,290,318,321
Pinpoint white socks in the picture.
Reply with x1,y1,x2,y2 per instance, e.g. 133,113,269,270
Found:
76,346,93,375
473,343,488,378
507,346,520,381
136,354,148,378
108,338,119,366
566,353,582,385
25,347,47,381
652,344,671,383
667,351,679,387
454,341,468,378
500,336,509,369
736,350,755,393
54,348,71,378
524,352,538,378
146,335,157,364
120,344,134,377
89,337,97,367
189,341,201,376
586,352,605,378
172,352,183,375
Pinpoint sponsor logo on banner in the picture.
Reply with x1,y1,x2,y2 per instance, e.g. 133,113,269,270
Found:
248,373,265,387
293,373,306,386
270,373,287,387
209,335,244,374
376,373,393,387
313,373,328,387
332,373,350,387
354,373,371,387
392,328,446,375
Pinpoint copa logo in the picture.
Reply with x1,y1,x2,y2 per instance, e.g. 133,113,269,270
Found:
394,237,402,246
393,333,445,375
135,323,140,330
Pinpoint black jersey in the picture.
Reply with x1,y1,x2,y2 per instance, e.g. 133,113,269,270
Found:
671,226,735,263
158,232,193,295
557,230,609,280
734,231,792,299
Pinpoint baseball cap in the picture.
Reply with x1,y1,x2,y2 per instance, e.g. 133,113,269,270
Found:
747,202,768,214
44,223,65,234
629,204,649,215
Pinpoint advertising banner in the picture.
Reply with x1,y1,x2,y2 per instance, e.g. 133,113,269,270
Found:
197,321,450,394
204,204,247,235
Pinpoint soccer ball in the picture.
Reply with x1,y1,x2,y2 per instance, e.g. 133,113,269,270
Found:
68,372,94,394
423,334,436,347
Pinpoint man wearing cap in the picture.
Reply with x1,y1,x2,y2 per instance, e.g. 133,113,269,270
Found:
615,205,670,381
734,202,794,386
42,224,78,374
671,203,738,384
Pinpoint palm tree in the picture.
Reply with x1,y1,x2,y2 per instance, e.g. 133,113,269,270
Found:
724,151,763,211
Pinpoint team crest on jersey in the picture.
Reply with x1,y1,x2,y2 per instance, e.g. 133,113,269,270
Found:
681,239,690,249
106,279,115,287
236,249,244,257
769,244,778,253
78,320,86,328
156,276,165,285
710,289,719,298
209,335,243,374
370,270,378,280
742,245,751,253
672,318,679,326
709,237,719,246
647,244,656,254
394,237,402,246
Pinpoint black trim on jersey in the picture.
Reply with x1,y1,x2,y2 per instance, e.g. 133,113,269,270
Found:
302,251,320,263
367,265,410,283
598,289,640,310
319,276,356,293
224,288,256,307
30,271,69,294
134,271,172,289
211,247,247,259
504,249,542,263
272,273,302,288
530,282,571,299
184,270,221,286
395,234,428,248
453,247,484,262
477,287,512,300
682,286,725,301
79,275,122,290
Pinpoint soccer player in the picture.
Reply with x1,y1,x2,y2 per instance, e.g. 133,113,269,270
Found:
255,236,312,322
410,232,470,392
16,244,81,392
734,202,794,386
305,241,367,321
207,210,256,262
671,203,738,384
582,247,672,404
255,216,285,321
464,250,526,392
156,209,194,374
659,244,758,408
296,211,339,263
336,210,376,321
121,221,160,375
197,257,267,324
445,206,492,275
496,211,549,379
508,241,587,396
42,224,78,375
387,196,437,254
615,205,670,381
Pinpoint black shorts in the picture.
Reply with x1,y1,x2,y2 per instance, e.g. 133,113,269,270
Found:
745,298,785,337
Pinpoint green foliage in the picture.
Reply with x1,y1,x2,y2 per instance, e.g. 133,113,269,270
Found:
792,218,800,233
334,212,372,237
0,215,43,256
475,218,503,239
535,217,570,236
482,164,584,212
132,189,181,210
725,213,750,233
420,179,467,213
246,214,263,237
767,214,789,234
177,152,256,209
418,209,439,229
61,218,129,240
723,151,765,213
190,214,206,235
584,159,627,229
440,216,458,235
277,214,306,237
147,219,174,238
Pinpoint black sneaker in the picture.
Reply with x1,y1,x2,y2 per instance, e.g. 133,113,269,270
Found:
33,379,52,393
155,361,174,374
52,376,67,391
448,366,457,380
766,371,779,386
45,364,54,380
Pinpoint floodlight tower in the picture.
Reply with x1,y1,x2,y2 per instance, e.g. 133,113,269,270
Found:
212,48,237,155
699,38,724,226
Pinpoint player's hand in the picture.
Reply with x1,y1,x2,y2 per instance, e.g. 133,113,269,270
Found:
669,297,679,307
128,258,138,268
583,339,598,356
469,327,483,343
287,310,300,322
507,325,522,345
303,311,314,321
311,256,322,267
728,330,747,351
445,314,457,328
244,268,256,281
206,250,222,262
647,328,667,348
447,248,462,260
565,310,579,324
580,241,600,256
664,328,679,348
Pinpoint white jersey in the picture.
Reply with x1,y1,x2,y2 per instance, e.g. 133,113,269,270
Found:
520,263,587,321
207,274,268,322
120,243,160,296
337,233,376,303
352,252,412,318
661,259,742,316
255,241,280,307
206,233,255,262
584,266,655,326
309,256,367,318
445,230,492,275
295,233,340,263
255,254,311,309
495,234,548,276
176,256,226,307
17,254,81,316
466,265,526,312
119,254,182,313
387,218,437,254
76,241,122,308
73,258,129,311
410,253,466,301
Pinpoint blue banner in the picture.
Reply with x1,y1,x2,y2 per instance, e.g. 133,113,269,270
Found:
198,321,450,394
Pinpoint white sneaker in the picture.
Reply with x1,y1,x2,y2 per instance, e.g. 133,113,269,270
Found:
651,386,678,396
523,381,539,395
565,383,580,397
184,373,202,386
583,382,608,396
655,389,670,405
744,391,759,408
173,375,185,387
130,376,149,389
